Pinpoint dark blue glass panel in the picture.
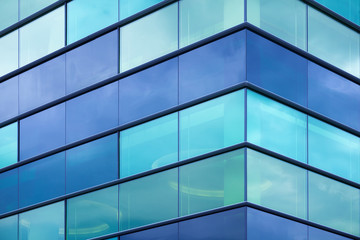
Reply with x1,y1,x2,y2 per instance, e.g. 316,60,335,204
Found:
0,215,18,240
66,30,118,93
19,152,65,208
119,0,162,20
309,226,352,240
121,224,178,240
247,208,307,239
0,169,18,214
179,208,245,240
119,59,178,125
19,55,65,113
20,104,65,160
0,77,18,122
308,62,360,131
66,82,118,143
66,134,118,194
247,31,307,106
179,31,245,104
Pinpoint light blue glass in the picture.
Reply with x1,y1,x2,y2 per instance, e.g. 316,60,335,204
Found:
0,169,18,214
0,215,18,240
0,31,18,77
315,0,359,25
120,3,178,72
67,0,118,44
20,0,58,19
247,90,307,163
0,77,19,123
119,0,162,20
120,113,178,178
0,122,18,169
19,201,65,240
179,90,244,160
0,0,18,31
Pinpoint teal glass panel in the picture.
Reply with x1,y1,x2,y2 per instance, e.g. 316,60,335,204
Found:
120,3,178,72
179,90,244,160
308,7,360,77
0,122,18,169
0,169,18,214
180,149,244,216
247,149,307,219
0,0,18,31
19,201,65,240
247,0,306,50
308,117,360,183
315,0,359,25
0,215,18,240
119,169,178,231
119,0,162,20
20,0,58,20
309,172,360,236
67,186,118,240
120,113,178,178
19,6,65,67
247,90,307,163
0,31,18,77
67,0,118,44
179,0,244,47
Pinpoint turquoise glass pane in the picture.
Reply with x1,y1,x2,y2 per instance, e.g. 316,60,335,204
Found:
67,186,118,240
119,169,178,231
19,201,65,240
180,149,244,216
0,31,18,77
315,0,359,25
20,0,58,20
0,122,18,169
119,0,162,20
0,215,18,240
180,90,244,160
67,0,118,44
120,3,178,72
120,113,178,178
308,117,360,183
247,0,306,50
0,0,18,31
20,6,65,67
309,172,360,236
308,7,360,77
0,169,18,214
247,149,307,219
179,0,244,47
247,90,307,163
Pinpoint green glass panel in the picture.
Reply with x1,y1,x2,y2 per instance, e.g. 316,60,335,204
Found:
247,149,307,219
0,122,18,169
0,0,18,31
247,0,306,50
20,0,58,20
180,149,244,216
179,0,244,47
247,90,307,163
119,169,178,231
309,172,360,236
0,31,18,77
67,186,118,240
180,90,244,160
0,215,18,240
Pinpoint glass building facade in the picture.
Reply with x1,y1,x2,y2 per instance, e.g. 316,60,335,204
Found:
0,0,359,239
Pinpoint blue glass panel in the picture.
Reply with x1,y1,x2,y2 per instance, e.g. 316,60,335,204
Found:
309,226,352,240
66,82,118,143
0,0,18,31
120,113,178,178
19,152,65,208
121,224,178,240
20,0,57,19
247,31,307,106
0,122,18,169
66,134,118,194
0,77,18,122
19,55,66,113
20,103,65,160
119,0,162,20
0,169,18,214
0,31,18,77
179,31,245,104
66,30,118,93
119,58,178,125
0,215,18,240
314,0,359,26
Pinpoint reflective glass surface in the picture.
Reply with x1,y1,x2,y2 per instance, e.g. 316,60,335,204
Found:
20,0,58,19
0,169,18,214
0,215,18,240
315,0,360,25
0,122,18,169
0,0,18,31
119,0,162,20
121,224,178,240
309,226,353,240
0,77,18,122
0,31,18,77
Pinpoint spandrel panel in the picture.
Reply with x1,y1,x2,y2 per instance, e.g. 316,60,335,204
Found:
0,169,18,214
121,224,178,240
0,122,18,169
0,77,18,123
0,215,18,240
119,0,163,20
20,0,58,20
0,31,18,77
314,0,359,25
0,0,18,31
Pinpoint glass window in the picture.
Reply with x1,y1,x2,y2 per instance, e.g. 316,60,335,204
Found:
0,122,18,169
247,149,307,219
119,0,162,20
66,134,118,194
309,172,360,236
67,186,118,240
179,31,245,104
309,226,353,240
0,215,18,240
180,149,244,216
0,31,18,77
19,55,66,113
247,90,307,163
66,82,118,143
119,58,178,125
19,152,65,208
67,0,118,44
0,169,18,214
120,113,178,178
247,0,306,49
0,77,19,123
179,0,244,47
66,30,118,93
19,6,65,67
0,0,18,31
314,0,360,25
308,7,360,77
20,0,58,20
180,90,244,160
120,3,178,72
20,103,65,161
119,169,178,231
246,31,307,106
19,201,65,240
121,224,178,240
